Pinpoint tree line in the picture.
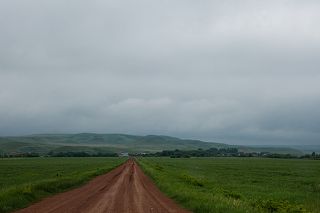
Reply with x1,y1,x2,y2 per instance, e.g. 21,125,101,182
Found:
133,148,320,159
1,148,319,159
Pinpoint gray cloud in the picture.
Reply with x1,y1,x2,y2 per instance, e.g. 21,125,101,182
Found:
0,0,320,145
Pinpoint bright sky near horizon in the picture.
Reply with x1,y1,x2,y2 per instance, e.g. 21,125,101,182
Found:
0,0,319,145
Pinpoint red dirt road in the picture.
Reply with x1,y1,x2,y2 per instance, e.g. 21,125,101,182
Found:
17,159,190,213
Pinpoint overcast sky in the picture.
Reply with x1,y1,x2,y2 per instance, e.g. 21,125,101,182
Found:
0,0,319,145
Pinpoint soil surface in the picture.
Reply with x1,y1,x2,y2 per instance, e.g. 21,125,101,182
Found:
17,159,190,213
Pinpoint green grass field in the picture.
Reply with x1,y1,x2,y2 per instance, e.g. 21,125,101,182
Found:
0,157,125,213
138,157,320,213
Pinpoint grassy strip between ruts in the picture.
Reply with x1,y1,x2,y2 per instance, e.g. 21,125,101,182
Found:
137,157,320,213
0,157,126,213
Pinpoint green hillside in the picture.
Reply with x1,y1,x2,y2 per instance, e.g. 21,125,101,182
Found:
0,133,303,156
0,133,226,155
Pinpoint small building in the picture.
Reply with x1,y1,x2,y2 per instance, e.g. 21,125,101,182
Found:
119,152,129,157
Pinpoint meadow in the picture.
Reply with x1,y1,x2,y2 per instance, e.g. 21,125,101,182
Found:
0,157,125,213
138,157,320,213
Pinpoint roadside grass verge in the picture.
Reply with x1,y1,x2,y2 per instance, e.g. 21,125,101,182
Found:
138,157,320,213
0,157,125,213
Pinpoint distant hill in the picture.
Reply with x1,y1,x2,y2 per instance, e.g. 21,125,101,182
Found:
0,133,227,155
0,133,304,156
291,145,320,154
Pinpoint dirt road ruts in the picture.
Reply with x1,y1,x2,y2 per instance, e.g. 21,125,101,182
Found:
17,159,190,213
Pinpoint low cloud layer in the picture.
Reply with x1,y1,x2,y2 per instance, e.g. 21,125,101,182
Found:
0,0,319,145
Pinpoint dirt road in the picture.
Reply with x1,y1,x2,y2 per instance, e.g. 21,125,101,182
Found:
17,159,190,213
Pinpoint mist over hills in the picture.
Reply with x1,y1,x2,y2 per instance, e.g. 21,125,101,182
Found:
0,133,304,156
